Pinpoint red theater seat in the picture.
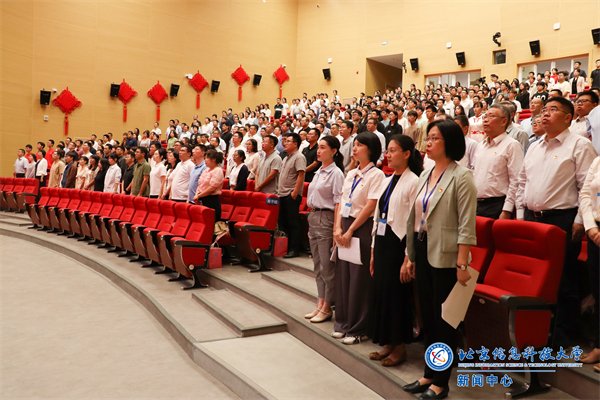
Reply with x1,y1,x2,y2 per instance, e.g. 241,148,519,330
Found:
162,205,215,289
114,197,149,254
464,219,565,398
140,200,178,264
133,199,169,260
28,187,51,227
233,192,279,272
61,190,90,233
0,178,16,210
147,202,192,267
94,194,125,245
103,195,136,246
218,191,253,246
219,190,235,220
15,178,39,212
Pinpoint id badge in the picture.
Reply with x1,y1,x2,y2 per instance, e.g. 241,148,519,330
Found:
377,219,387,236
342,202,351,218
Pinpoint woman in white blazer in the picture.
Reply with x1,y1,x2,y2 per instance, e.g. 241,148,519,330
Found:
367,135,423,367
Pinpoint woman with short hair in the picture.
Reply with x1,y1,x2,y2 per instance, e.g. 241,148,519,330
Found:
402,119,477,399
194,149,224,221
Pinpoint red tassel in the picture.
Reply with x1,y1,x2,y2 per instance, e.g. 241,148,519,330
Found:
280,85,282,99
64,115,69,136
157,104,160,121
123,104,127,122
238,86,242,101
197,93,200,109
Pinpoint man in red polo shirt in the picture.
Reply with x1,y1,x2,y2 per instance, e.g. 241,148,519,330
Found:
45,139,55,173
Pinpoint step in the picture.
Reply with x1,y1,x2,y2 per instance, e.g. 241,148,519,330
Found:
198,268,580,400
261,270,318,303
192,289,286,338
199,332,383,400
265,254,315,278
0,214,32,226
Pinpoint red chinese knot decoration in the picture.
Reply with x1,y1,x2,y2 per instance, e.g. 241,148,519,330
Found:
147,81,168,121
188,71,208,109
52,87,82,136
231,65,250,101
118,79,137,122
273,65,289,99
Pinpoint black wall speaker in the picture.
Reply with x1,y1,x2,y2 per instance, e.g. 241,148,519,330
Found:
410,58,419,71
456,52,466,66
170,84,180,97
110,83,120,97
592,28,600,45
322,68,331,80
40,90,51,105
211,80,220,93
529,40,541,56
253,74,262,86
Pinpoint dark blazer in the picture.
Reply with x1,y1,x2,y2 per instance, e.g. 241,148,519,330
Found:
65,163,78,188
231,164,249,191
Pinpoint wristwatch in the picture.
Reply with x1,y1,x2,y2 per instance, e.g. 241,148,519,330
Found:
457,264,468,271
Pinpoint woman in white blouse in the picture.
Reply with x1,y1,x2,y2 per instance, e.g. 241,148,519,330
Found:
579,156,600,371
104,154,121,193
202,118,212,134
367,135,422,367
35,150,48,187
332,132,385,345
160,150,180,200
468,101,485,143
304,136,345,324
149,148,167,199
244,139,260,179
76,156,91,190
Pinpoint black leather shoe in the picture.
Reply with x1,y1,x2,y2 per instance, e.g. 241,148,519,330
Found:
403,380,431,394
418,387,449,399
283,251,299,259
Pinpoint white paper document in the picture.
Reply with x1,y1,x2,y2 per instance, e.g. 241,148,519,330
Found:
441,266,479,329
336,237,362,265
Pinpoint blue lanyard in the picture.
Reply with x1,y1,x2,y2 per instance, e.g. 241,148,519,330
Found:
422,169,446,216
381,176,397,217
349,165,375,200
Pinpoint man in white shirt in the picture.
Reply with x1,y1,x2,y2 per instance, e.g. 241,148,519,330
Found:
13,149,28,178
365,118,386,167
151,122,161,139
553,71,571,99
460,91,473,116
571,91,599,138
339,121,357,175
472,105,523,219
169,144,195,202
442,93,455,117
500,101,529,151
104,153,122,193
516,96,598,348
520,97,544,138
82,141,93,159
226,132,247,178
180,124,192,141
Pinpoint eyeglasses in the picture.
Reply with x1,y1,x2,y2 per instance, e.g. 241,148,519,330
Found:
385,149,404,155
425,136,444,143
575,99,592,105
540,107,568,115
531,121,541,126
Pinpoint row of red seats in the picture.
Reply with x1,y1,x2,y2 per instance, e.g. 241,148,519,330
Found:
0,177,39,212
28,188,214,289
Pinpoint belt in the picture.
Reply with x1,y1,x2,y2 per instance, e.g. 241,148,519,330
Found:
525,207,578,219
477,196,506,203
309,207,334,213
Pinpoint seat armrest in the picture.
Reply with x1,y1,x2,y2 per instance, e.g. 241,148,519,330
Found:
239,224,274,235
499,295,553,310
173,240,210,249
